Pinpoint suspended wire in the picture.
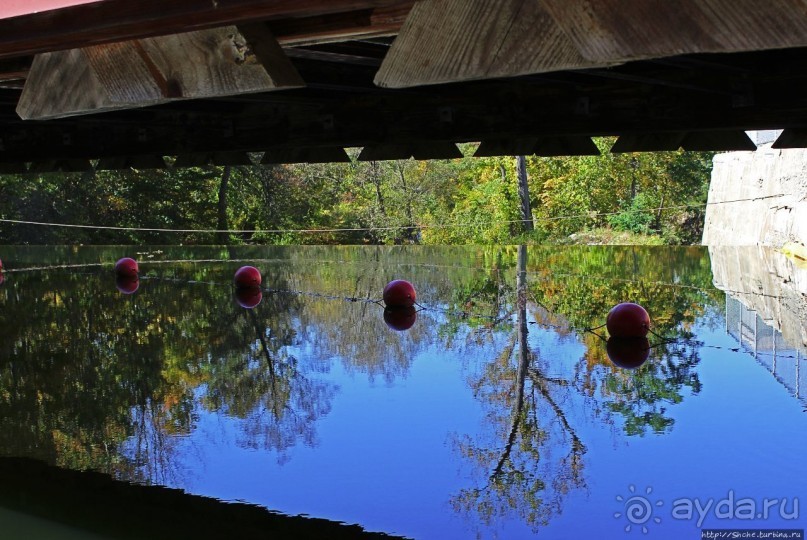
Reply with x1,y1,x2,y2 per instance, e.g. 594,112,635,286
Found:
0,193,790,235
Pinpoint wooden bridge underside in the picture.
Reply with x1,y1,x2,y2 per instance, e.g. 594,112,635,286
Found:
3,0,807,169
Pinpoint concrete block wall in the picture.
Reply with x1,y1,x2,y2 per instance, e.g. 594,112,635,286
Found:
702,144,807,248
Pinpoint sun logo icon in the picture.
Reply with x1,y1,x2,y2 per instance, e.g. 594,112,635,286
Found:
614,485,663,534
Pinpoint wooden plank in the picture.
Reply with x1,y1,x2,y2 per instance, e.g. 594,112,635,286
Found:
411,142,463,160
211,151,254,166
0,0,411,61
28,159,92,173
681,131,757,152
271,4,411,47
17,25,304,120
173,153,213,168
533,136,600,157
358,144,412,161
772,129,807,149
539,0,807,64
262,147,350,163
0,162,28,174
358,142,462,160
377,0,807,88
474,139,540,157
610,133,686,153
375,0,598,88
96,155,167,170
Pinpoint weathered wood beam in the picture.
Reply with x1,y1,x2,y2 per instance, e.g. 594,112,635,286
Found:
0,0,412,61
375,0,596,88
376,0,807,88
17,25,304,120
540,0,807,65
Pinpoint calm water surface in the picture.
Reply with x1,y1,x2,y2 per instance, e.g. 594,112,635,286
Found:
0,245,805,539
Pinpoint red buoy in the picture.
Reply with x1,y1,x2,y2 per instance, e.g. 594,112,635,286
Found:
114,257,139,278
383,279,416,308
234,266,262,289
606,337,650,370
606,302,651,338
384,306,417,331
235,287,262,309
115,276,139,295
0,257,3,270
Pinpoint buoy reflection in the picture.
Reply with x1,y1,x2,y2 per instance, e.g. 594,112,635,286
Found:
115,276,139,295
235,287,263,309
606,337,650,370
384,306,417,331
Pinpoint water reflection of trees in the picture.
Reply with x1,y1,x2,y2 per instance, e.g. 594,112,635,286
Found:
0,245,722,532
447,245,719,533
0,252,340,479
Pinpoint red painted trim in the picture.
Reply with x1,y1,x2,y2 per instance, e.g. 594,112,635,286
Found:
0,0,102,20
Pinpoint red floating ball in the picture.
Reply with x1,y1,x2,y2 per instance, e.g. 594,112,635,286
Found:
0,257,3,270
235,287,263,309
383,279,416,308
384,306,417,331
607,337,651,370
234,266,262,289
115,276,139,295
114,257,139,278
606,302,651,338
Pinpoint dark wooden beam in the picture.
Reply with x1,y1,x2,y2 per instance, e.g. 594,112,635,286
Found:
610,133,687,153
680,131,757,151
270,4,410,46
262,147,351,163
772,129,807,149
0,0,411,61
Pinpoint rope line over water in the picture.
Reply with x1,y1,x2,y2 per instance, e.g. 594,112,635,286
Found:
0,193,790,235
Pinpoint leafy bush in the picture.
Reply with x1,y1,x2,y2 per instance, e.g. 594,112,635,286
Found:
607,193,656,234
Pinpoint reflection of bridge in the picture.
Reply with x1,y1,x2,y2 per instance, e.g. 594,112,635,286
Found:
725,295,805,405
710,245,807,405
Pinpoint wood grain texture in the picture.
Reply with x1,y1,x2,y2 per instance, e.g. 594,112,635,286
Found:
17,25,304,120
377,0,807,87
539,0,807,63
375,0,596,88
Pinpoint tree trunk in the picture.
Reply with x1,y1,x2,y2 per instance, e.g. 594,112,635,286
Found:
217,165,232,244
516,156,534,232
